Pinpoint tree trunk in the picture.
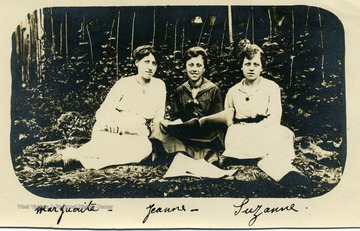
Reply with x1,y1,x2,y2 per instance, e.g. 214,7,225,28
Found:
268,8,273,41
251,7,255,43
318,8,325,86
152,7,156,46
228,5,233,44
110,19,115,40
197,16,207,46
59,23,63,55
164,21,169,42
174,17,178,51
245,14,251,40
289,10,295,88
220,18,227,56
50,8,55,59
86,25,93,62
131,12,136,54
65,12,68,59
305,6,310,35
116,10,120,79
181,18,185,54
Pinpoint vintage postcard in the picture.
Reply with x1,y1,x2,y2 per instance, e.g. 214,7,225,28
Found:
0,0,359,229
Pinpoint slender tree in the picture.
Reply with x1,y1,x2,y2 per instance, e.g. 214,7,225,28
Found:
33,11,42,82
181,18,185,54
197,16,207,46
20,22,26,83
152,7,156,46
131,12,136,54
207,16,216,48
318,8,326,86
79,15,88,46
228,5,233,44
220,18,227,56
116,10,120,79
59,23,63,55
289,10,295,87
26,14,31,83
251,7,255,43
65,12,68,59
50,8,55,59
245,14,251,39
174,17,178,51
164,21,168,42
107,19,116,52
305,6,310,35
109,19,115,41
86,25,93,61
268,8,273,42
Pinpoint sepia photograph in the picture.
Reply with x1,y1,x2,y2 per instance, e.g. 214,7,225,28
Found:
1,0,359,229
10,4,345,198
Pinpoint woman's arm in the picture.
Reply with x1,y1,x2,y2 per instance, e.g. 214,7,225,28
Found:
224,88,235,110
153,81,167,123
170,88,183,121
95,80,124,123
261,82,282,125
209,87,224,115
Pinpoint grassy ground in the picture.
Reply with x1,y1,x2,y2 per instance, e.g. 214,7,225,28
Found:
14,136,342,198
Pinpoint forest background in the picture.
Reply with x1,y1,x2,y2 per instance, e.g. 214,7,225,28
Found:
10,5,345,198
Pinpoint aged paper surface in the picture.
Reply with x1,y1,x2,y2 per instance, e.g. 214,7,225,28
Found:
0,0,359,229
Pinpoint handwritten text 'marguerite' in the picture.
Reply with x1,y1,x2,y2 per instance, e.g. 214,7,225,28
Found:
34,200,99,224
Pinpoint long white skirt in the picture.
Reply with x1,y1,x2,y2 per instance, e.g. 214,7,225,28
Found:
59,117,152,170
222,123,297,181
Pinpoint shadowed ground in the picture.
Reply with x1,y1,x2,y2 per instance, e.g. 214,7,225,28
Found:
14,135,342,198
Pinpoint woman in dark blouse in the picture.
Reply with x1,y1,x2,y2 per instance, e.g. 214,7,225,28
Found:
151,46,225,160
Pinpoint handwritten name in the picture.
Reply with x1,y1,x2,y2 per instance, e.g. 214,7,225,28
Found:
143,204,198,223
234,198,299,226
34,200,99,224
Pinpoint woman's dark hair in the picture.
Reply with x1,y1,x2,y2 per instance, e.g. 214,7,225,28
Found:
132,45,159,64
237,39,266,68
183,46,209,69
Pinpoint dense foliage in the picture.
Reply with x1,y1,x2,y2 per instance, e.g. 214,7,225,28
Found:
11,6,345,198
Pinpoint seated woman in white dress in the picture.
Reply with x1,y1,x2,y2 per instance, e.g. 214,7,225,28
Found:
197,40,310,184
45,45,166,171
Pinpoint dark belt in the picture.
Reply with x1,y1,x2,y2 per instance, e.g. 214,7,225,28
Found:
233,115,267,124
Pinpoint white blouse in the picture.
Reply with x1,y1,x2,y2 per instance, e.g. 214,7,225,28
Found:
95,76,166,128
225,77,282,125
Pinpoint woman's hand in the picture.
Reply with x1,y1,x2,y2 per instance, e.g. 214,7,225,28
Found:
160,119,171,129
105,121,122,134
198,108,235,127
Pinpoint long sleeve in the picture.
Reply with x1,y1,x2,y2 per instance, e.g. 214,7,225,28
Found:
153,81,167,123
171,92,179,120
171,88,184,121
224,88,235,110
263,83,282,125
95,80,124,124
209,87,224,114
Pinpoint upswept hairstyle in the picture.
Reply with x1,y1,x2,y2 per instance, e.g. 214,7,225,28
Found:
237,39,266,68
131,45,159,64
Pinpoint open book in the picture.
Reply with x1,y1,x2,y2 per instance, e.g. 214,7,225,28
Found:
164,153,237,178
167,118,183,125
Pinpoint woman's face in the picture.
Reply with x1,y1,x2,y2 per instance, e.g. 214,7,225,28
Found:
186,55,205,84
241,53,263,82
135,53,157,80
